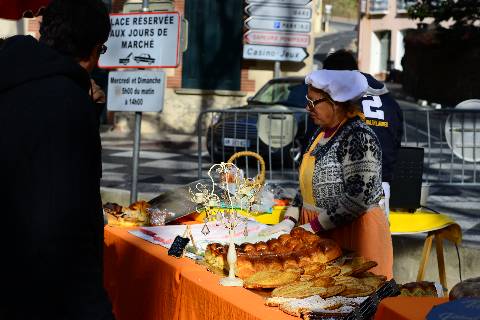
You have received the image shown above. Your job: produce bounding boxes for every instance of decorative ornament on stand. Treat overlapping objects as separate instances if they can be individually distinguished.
[189,151,266,287]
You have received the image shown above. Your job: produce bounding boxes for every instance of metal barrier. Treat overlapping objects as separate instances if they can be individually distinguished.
[402,108,480,186]
[197,108,480,186]
[197,108,310,184]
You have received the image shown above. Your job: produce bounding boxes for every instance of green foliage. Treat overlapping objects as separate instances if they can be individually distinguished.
[324,0,358,19]
[408,0,480,28]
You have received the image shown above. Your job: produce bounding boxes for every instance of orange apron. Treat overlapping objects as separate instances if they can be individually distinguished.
[298,126,393,279]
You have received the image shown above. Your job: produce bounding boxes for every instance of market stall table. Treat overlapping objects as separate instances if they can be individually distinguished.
[374,296,449,320]
[103,226,296,320]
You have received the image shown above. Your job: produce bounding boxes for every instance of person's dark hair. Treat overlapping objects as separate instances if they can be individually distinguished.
[39,0,110,60]
[322,49,358,71]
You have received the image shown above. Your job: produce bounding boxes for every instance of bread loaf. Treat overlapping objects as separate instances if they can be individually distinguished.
[205,227,342,279]
[399,281,438,297]
[103,201,150,226]
[449,277,480,300]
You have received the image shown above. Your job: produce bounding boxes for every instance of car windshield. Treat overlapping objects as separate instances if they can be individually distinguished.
[251,80,307,108]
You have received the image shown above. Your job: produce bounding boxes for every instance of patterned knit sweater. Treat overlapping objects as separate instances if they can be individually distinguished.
[307,117,383,230]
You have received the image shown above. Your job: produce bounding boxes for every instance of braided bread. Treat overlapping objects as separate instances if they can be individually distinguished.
[205,227,342,279]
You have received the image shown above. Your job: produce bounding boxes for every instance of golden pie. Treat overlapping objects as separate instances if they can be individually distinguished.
[340,284,376,297]
[322,285,347,298]
[317,266,342,278]
[312,276,336,288]
[303,263,327,276]
[244,270,300,289]
[351,261,378,276]
[359,275,386,289]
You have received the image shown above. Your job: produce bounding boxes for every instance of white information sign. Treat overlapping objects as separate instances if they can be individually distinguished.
[243,44,308,62]
[245,4,312,20]
[107,70,165,112]
[99,12,180,69]
[244,30,310,47]
[244,17,311,33]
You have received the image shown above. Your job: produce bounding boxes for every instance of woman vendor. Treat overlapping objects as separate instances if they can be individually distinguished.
[261,69,393,279]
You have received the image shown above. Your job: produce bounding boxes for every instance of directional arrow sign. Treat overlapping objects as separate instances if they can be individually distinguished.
[244,17,311,33]
[243,44,308,62]
[245,4,312,20]
[246,0,312,5]
[244,30,310,47]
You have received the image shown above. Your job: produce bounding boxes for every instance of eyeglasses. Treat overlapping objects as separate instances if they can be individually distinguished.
[305,95,329,111]
[98,44,107,55]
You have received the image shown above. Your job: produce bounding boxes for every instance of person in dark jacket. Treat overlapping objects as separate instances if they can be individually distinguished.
[322,50,404,217]
[0,1,114,319]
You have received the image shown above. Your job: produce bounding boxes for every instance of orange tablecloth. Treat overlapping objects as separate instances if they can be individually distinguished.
[103,226,295,320]
[374,296,449,320]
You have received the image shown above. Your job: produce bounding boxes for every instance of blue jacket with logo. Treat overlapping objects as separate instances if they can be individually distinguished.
[361,73,403,183]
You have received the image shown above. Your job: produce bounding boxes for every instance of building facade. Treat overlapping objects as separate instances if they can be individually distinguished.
[0,0,322,136]
[357,0,418,79]
[110,0,321,135]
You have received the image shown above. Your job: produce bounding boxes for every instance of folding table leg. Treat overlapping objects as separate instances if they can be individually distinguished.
[435,234,448,293]
[417,233,434,281]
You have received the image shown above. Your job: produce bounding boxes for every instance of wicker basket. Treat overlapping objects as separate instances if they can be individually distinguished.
[192,151,286,224]
[226,151,266,185]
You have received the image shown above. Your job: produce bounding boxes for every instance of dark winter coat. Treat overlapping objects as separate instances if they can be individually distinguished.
[360,73,403,183]
[0,35,113,319]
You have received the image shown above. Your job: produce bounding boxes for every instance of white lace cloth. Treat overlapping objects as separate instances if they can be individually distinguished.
[129,219,284,258]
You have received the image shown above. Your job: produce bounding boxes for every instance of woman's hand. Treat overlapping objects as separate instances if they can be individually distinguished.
[90,79,106,103]
[259,207,299,236]
[259,219,294,236]
[299,222,314,233]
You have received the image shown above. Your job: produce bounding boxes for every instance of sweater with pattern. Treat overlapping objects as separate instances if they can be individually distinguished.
[307,117,383,229]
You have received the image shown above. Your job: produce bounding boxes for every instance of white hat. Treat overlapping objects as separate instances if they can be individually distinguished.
[305,70,368,102]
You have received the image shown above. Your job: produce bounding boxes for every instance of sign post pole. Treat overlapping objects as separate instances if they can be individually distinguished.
[107,70,166,204]
[274,61,281,79]
[101,1,181,203]
[131,111,142,203]
[130,0,149,203]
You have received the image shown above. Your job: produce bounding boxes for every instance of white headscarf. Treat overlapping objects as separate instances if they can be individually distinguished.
[305,70,368,102]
